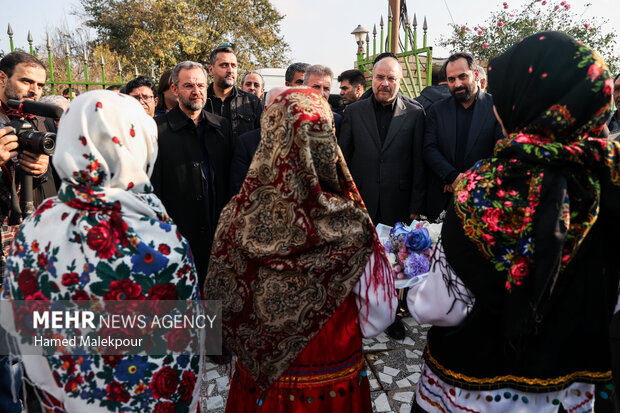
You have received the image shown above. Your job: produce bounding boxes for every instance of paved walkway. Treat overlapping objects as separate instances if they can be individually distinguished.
[201,317,430,412]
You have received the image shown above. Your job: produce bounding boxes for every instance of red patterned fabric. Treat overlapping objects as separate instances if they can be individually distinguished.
[225,295,372,413]
[204,88,393,390]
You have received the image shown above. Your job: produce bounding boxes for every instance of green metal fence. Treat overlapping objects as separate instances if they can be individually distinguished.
[4,24,158,98]
[355,4,433,98]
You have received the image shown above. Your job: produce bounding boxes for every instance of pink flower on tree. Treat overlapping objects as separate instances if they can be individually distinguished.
[483,43,488,49]
[541,1,547,4]
[497,20,504,27]
[503,2,508,8]
[565,4,570,9]
[584,23,590,29]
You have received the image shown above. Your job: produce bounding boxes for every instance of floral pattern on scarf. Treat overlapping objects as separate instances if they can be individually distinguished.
[205,89,393,390]
[450,32,620,338]
[2,91,201,412]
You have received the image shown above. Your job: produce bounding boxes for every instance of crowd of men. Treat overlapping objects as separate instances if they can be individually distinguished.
[0,45,619,347]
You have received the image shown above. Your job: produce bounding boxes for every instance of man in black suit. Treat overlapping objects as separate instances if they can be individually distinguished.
[423,52,503,220]
[339,56,426,226]
[339,55,426,340]
[152,61,233,287]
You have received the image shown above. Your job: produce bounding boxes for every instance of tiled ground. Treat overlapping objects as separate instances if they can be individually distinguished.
[201,317,430,412]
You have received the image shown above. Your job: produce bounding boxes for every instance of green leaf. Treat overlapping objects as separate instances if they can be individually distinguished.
[115,262,131,279]
[90,281,110,296]
[95,261,122,283]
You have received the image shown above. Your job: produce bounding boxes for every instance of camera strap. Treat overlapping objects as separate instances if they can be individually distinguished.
[0,102,36,120]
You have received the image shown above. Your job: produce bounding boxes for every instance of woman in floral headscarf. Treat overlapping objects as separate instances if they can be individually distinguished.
[407,32,620,412]
[205,88,397,412]
[2,90,201,412]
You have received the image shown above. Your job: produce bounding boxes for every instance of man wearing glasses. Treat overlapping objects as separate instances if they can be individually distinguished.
[125,76,157,117]
[151,61,233,287]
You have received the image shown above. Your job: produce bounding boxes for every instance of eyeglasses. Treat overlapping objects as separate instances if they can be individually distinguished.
[180,83,207,90]
[131,94,154,103]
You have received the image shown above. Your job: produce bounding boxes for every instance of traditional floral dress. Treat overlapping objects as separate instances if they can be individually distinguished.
[2,91,201,412]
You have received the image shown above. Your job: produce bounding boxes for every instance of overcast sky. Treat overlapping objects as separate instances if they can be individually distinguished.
[3,0,619,78]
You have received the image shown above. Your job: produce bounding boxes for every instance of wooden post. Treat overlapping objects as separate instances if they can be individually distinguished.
[389,0,400,55]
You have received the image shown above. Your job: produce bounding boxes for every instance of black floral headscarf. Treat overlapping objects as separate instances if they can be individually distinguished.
[451,31,620,338]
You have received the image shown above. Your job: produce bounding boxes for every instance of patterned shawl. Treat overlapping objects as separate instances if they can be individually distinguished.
[204,88,392,390]
[451,31,620,339]
[2,91,201,412]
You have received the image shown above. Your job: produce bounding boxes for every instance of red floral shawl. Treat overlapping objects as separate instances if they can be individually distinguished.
[204,88,392,390]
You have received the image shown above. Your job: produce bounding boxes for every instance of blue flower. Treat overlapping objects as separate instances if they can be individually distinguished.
[405,228,432,252]
[114,356,149,385]
[79,272,90,286]
[79,263,95,286]
[177,354,189,368]
[80,390,89,399]
[79,355,93,373]
[404,253,430,277]
[159,221,171,232]
[131,242,169,275]
[390,222,410,237]
[93,388,104,399]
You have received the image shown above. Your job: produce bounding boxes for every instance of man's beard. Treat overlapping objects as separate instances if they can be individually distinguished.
[5,81,35,101]
[217,77,236,89]
[179,95,204,111]
[451,85,474,102]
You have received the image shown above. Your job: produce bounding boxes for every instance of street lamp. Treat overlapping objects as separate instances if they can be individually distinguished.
[351,25,369,56]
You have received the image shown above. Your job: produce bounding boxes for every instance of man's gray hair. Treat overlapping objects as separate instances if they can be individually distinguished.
[171,61,208,85]
[39,95,69,108]
[303,65,334,84]
[241,71,264,88]
[477,64,487,80]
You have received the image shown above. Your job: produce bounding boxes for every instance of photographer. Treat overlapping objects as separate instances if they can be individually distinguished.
[0,51,56,413]
[0,52,56,250]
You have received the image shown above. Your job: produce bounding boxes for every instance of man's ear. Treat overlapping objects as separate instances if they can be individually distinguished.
[0,71,7,89]
[171,83,179,98]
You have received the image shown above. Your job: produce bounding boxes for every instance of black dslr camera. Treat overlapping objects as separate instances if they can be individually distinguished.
[0,99,64,156]
[0,119,56,156]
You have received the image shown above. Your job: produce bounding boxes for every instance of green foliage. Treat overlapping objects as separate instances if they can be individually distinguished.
[78,0,290,74]
[439,0,618,73]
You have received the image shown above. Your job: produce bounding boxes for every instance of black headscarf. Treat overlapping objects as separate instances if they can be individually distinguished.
[450,31,620,339]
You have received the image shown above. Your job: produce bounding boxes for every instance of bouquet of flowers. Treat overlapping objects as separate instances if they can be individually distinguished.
[380,219,442,289]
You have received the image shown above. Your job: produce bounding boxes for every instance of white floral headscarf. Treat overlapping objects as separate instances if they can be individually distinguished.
[2,91,201,413]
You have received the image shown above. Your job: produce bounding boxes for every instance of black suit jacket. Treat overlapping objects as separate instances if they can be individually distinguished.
[423,91,503,220]
[151,106,233,286]
[229,112,343,197]
[339,94,426,226]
